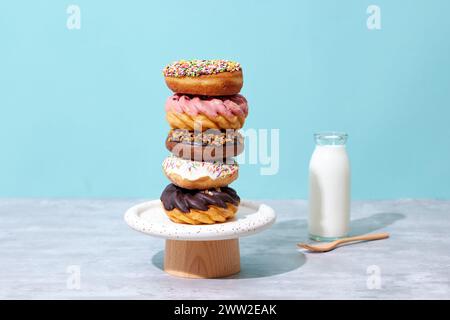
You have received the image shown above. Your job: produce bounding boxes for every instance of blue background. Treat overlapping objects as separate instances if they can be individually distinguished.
[1,0,449,199]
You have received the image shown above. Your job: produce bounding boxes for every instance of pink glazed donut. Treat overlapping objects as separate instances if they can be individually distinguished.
[165,94,249,130]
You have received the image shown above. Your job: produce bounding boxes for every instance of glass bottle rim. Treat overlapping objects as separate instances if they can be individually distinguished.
[314,132,348,146]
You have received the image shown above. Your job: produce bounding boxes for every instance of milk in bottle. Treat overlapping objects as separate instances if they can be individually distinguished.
[308,132,351,241]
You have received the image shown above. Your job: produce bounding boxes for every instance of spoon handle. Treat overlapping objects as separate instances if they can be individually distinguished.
[336,232,390,244]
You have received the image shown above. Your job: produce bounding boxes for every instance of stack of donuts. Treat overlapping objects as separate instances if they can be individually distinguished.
[160,59,248,225]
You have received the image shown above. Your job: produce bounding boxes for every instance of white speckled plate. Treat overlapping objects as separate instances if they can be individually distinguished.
[124,200,276,241]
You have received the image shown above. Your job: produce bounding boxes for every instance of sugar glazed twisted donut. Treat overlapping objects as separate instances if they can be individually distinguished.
[161,184,240,224]
[163,59,243,96]
[165,94,248,130]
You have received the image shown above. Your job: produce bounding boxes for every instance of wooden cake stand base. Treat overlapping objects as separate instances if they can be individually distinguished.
[164,239,240,278]
[124,200,275,279]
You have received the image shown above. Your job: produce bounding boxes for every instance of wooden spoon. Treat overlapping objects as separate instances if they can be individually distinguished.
[297,232,390,252]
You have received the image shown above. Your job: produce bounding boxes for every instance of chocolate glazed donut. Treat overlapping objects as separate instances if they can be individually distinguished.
[161,184,240,213]
[166,129,244,161]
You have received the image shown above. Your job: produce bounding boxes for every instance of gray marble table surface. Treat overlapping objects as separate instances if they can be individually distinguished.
[0,199,449,299]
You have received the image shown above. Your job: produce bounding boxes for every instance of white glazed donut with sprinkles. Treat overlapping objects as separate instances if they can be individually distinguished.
[162,155,239,190]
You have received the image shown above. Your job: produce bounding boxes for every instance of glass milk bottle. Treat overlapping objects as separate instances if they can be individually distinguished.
[308,132,351,241]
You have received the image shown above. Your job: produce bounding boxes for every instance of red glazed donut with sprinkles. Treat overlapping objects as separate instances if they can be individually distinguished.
[163,59,243,96]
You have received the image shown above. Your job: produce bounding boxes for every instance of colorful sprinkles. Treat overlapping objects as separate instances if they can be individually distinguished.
[168,129,244,147]
[163,155,238,179]
[163,59,241,78]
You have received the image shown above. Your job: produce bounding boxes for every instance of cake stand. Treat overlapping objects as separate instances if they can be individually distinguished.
[124,200,276,279]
